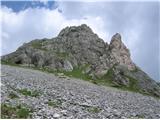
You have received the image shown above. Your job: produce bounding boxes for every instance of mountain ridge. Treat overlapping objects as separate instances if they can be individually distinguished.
[1,24,160,97]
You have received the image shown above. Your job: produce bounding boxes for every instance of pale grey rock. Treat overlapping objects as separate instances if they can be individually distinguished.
[109,33,136,71]
[95,69,108,78]
[63,60,73,71]
[53,113,61,118]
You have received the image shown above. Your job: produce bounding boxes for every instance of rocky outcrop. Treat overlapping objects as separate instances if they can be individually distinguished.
[109,33,136,70]
[1,24,160,97]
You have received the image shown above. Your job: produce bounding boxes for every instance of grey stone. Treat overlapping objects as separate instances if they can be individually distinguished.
[1,65,160,119]
[53,113,60,118]
[63,60,73,71]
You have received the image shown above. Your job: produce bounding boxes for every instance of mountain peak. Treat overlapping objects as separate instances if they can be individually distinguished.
[79,24,91,30]
[58,24,93,37]
[110,33,122,49]
[2,24,160,97]
[111,33,121,41]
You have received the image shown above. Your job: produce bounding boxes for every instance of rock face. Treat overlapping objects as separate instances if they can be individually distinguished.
[1,24,160,97]
[109,33,135,70]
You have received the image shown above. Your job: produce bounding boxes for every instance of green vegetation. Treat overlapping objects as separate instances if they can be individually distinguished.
[1,60,138,92]
[16,107,31,118]
[47,99,62,107]
[1,59,16,66]
[1,104,31,119]
[8,92,19,99]
[130,67,139,72]
[55,52,69,59]
[93,67,145,96]
[99,68,115,86]
[18,89,40,97]
[31,41,47,51]
[1,60,158,98]
[137,114,145,119]
[103,69,140,93]
[63,66,92,81]
[89,79,99,85]
[125,75,139,92]
[103,68,114,80]
[87,106,102,113]
[31,41,42,49]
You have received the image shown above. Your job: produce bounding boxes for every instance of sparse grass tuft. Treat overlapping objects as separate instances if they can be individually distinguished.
[18,89,40,97]
[8,92,19,99]
[31,41,47,51]
[90,80,99,85]
[130,67,139,72]
[92,67,117,87]
[47,99,62,107]
[87,106,102,113]
[1,59,17,66]
[55,52,69,59]
[16,107,30,118]
[1,104,31,119]
[137,114,145,118]
[125,75,139,92]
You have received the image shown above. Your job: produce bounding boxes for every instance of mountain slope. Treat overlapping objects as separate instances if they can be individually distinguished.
[1,24,160,97]
[1,65,160,118]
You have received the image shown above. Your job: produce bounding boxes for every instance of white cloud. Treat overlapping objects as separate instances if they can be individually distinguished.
[1,6,107,55]
[39,0,48,5]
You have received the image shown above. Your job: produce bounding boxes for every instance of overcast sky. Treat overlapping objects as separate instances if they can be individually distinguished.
[0,0,159,81]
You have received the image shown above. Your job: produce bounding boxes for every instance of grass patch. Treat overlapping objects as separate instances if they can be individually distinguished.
[2,61,159,98]
[90,79,99,85]
[104,68,114,80]
[136,114,145,119]
[99,68,115,86]
[130,66,139,72]
[16,107,30,118]
[31,41,47,51]
[55,52,69,59]
[18,89,40,97]
[90,67,118,87]
[47,99,62,107]
[125,75,139,92]
[63,66,92,81]
[87,106,102,113]
[112,74,140,93]
[1,59,17,66]
[1,59,91,81]
[8,92,19,99]
[97,66,140,93]
[1,104,31,119]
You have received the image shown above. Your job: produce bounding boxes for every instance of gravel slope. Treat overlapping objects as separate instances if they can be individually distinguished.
[1,65,160,119]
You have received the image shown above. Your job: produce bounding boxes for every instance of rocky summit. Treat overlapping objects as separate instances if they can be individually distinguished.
[1,24,160,98]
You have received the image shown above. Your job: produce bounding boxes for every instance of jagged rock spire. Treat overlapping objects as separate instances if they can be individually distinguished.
[109,33,136,70]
